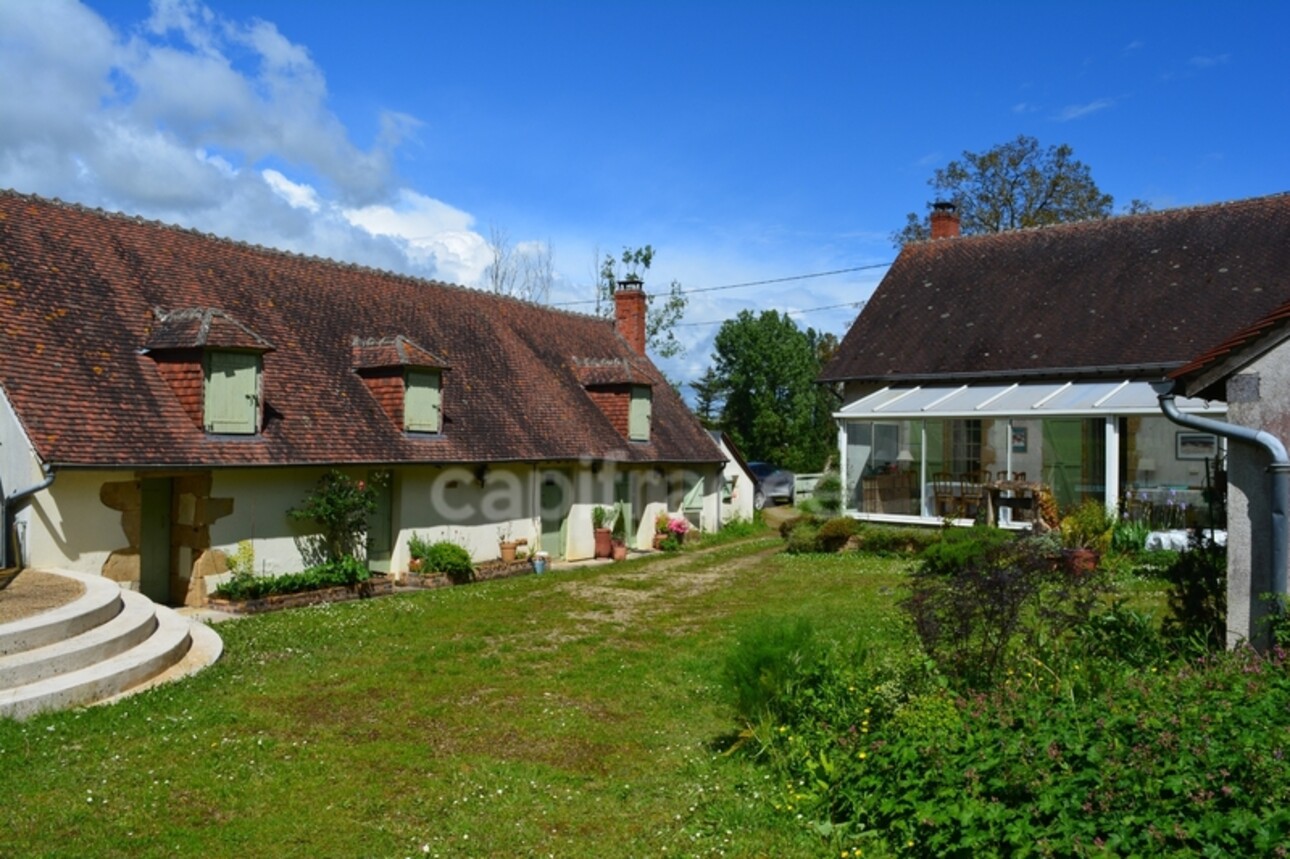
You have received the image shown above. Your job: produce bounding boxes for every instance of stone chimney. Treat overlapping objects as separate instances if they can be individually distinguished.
[613,275,647,355]
[930,200,961,239]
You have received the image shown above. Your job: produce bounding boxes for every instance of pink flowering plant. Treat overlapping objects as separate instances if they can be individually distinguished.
[667,516,690,537]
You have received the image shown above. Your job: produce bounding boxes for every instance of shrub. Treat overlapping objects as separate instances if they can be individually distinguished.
[289,470,382,564]
[816,516,858,552]
[905,530,1106,690]
[916,524,1018,577]
[212,556,370,600]
[1162,530,1226,651]
[1059,499,1114,552]
[407,531,432,562]
[784,520,822,554]
[852,524,941,556]
[420,540,474,583]
[812,471,843,516]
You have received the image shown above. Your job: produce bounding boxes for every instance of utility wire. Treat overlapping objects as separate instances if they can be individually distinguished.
[673,301,866,328]
[551,262,891,307]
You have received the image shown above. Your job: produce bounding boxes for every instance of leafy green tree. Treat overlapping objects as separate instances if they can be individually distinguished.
[689,365,725,428]
[596,245,688,359]
[893,135,1114,246]
[710,310,837,472]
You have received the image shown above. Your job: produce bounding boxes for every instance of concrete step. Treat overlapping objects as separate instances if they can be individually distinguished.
[0,571,123,655]
[0,589,158,688]
[0,570,225,721]
[0,602,194,721]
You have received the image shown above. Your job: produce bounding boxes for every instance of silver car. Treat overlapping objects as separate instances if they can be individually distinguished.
[748,461,795,509]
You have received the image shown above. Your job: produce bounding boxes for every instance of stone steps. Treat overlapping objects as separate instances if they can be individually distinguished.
[0,570,222,721]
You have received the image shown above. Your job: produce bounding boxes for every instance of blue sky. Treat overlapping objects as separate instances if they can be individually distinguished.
[2,0,1287,390]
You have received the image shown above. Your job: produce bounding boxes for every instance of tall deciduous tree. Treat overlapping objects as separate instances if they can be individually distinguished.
[893,135,1114,247]
[710,310,837,473]
[484,224,554,303]
[596,245,688,359]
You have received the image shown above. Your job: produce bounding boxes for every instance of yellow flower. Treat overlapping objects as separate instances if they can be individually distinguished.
[857,751,867,760]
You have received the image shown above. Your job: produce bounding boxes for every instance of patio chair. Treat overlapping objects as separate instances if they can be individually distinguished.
[931,471,958,517]
[959,471,988,520]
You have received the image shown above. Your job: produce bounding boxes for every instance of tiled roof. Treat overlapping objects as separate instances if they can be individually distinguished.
[571,357,655,386]
[1170,297,1290,400]
[820,193,1290,384]
[350,335,448,371]
[144,307,274,352]
[0,191,722,468]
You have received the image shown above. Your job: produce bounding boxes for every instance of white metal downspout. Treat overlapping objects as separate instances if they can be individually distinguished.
[1153,381,1289,612]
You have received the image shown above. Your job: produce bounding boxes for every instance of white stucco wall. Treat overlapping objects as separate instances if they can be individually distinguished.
[23,470,127,574]
[1223,340,1290,648]
[0,385,44,501]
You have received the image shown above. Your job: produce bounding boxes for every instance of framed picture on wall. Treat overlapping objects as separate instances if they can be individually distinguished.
[1011,427,1028,454]
[1176,431,1218,460]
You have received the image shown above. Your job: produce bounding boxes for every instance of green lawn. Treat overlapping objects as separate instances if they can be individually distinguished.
[0,539,916,858]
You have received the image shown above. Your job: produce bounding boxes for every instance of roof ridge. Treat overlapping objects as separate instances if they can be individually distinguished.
[0,187,611,325]
[905,190,1290,247]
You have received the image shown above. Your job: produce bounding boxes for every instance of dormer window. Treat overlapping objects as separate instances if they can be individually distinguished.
[572,357,656,443]
[204,350,261,434]
[404,368,442,434]
[629,385,652,441]
[352,335,450,435]
[144,308,274,436]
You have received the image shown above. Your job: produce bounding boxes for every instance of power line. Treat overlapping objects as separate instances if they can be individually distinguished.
[674,301,866,328]
[551,262,892,307]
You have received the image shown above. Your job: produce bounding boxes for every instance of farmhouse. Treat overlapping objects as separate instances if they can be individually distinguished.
[0,190,723,607]
[821,193,1290,643]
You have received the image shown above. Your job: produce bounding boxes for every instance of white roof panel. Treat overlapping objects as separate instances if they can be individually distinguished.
[836,380,1222,419]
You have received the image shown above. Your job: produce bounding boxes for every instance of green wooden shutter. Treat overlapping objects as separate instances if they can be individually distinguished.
[682,478,704,512]
[629,386,652,441]
[204,351,259,434]
[404,369,442,433]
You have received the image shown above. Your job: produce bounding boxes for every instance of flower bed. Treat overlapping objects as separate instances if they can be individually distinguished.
[402,559,534,589]
[207,574,393,615]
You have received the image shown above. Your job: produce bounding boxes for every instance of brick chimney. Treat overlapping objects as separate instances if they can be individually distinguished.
[613,275,647,355]
[930,200,961,239]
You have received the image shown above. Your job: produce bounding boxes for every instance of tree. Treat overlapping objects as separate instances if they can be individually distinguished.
[709,310,837,473]
[892,135,1114,247]
[596,245,688,359]
[484,224,554,303]
[689,365,725,428]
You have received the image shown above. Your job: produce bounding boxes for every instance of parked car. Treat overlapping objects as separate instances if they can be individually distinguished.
[748,461,796,509]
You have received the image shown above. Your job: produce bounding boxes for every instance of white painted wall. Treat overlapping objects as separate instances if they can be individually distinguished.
[0,385,44,500]
[23,470,125,574]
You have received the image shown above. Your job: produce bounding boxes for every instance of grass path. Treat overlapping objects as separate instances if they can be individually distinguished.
[0,539,911,858]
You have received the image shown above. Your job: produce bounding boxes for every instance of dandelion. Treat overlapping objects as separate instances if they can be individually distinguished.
[857,751,867,760]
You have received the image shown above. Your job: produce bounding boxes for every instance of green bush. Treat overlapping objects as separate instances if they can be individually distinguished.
[852,524,941,557]
[212,556,370,600]
[916,524,1018,577]
[289,470,383,564]
[1111,516,1151,553]
[1162,530,1226,652]
[816,516,859,552]
[420,540,474,583]
[813,471,843,516]
[731,627,1290,857]
[906,529,1105,690]
[784,521,822,554]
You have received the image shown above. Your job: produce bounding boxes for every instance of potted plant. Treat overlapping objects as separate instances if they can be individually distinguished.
[610,502,629,561]
[592,505,613,559]
[653,511,670,550]
[1059,500,1113,575]
[498,526,528,563]
[407,531,431,573]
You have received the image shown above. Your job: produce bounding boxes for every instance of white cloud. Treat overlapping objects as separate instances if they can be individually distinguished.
[1053,98,1114,122]
[0,0,493,287]
[262,169,320,212]
[344,190,492,286]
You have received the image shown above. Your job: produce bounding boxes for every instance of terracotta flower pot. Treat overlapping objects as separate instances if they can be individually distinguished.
[611,541,628,561]
[500,541,517,563]
[593,528,613,559]
[1062,548,1100,576]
